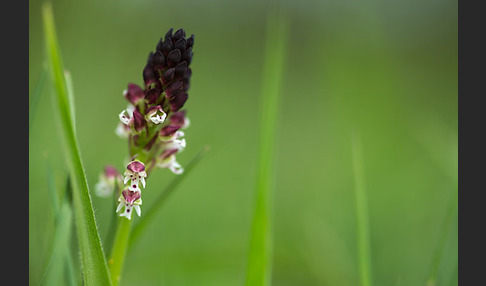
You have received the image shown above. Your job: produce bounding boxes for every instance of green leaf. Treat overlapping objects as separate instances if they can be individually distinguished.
[42,3,112,285]
[245,7,288,286]
[129,146,209,249]
[351,134,373,286]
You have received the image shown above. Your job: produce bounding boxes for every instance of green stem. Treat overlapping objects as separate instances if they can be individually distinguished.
[108,218,132,286]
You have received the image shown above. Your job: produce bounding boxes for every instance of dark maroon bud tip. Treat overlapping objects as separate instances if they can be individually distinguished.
[181,47,193,65]
[162,68,175,84]
[143,65,157,86]
[174,38,186,51]
[174,62,187,79]
[161,38,174,55]
[186,35,194,48]
[165,81,183,98]
[152,51,166,69]
[170,92,188,112]
[170,110,187,126]
[160,124,181,137]
[146,52,154,65]
[167,49,182,67]
[156,38,164,51]
[125,83,145,105]
[173,29,185,41]
[165,28,174,40]
[145,88,161,105]
[132,109,146,132]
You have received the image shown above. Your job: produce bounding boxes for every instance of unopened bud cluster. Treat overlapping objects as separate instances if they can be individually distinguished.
[97,28,194,220]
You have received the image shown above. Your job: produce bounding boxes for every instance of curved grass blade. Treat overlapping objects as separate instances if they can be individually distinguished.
[128,146,209,250]
[351,134,373,286]
[42,3,112,285]
[29,64,47,134]
[245,7,288,286]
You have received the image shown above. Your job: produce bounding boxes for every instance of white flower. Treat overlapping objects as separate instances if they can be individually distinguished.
[119,105,135,125]
[95,166,122,198]
[115,123,131,138]
[146,105,167,125]
[157,149,184,175]
[123,160,147,189]
[116,189,142,220]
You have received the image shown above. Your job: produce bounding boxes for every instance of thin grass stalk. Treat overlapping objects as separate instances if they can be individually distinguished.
[29,64,47,134]
[245,7,288,286]
[351,134,373,286]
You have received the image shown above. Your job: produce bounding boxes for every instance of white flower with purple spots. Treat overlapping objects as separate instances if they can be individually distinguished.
[119,105,135,125]
[123,160,147,191]
[146,105,167,125]
[156,148,184,174]
[116,189,142,220]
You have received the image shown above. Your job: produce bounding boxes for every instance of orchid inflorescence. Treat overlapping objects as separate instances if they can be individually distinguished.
[95,28,194,220]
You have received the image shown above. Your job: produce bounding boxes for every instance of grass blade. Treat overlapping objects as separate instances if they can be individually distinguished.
[425,195,458,286]
[44,198,73,286]
[29,64,47,134]
[351,134,373,286]
[42,3,112,285]
[245,7,288,286]
[128,146,209,249]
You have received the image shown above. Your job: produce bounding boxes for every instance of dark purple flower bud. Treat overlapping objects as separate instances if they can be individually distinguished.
[132,109,145,133]
[181,47,193,65]
[160,38,174,55]
[173,28,185,41]
[167,49,181,67]
[162,68,175,84]
[124,83,145,105]
[170,92,188,112]
[170,110,189,128]
[160,124,181,137]
[165,81,183,99]
[152,51,166,70]
[186,35,194,48]
[145,88,161,105]
[143,65,157,87]
[164,28,174,40]
[174,62,187,79]
[174,38,186,51]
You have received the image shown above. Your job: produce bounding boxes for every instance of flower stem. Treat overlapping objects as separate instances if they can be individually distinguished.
[108,218,132,286]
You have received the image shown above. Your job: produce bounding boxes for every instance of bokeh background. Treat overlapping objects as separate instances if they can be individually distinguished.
[29,0,458,285]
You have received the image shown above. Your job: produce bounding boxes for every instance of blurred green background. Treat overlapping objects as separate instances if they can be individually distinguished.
[29,0,457,285]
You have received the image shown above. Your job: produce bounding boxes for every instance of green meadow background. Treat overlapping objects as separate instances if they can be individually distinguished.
[29,0,458,285]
